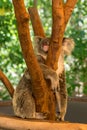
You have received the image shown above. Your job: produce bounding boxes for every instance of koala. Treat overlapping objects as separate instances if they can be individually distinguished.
[12,37,58,119]
[13,36,74,120]
[34,37,50,63]
[34,36,75,121]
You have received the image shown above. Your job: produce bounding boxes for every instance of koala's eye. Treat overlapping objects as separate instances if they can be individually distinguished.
[44,42,47,45]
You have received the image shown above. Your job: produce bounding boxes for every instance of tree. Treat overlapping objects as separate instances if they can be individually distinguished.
[10,0,77,120]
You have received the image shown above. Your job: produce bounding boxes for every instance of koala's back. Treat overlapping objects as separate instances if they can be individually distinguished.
[13,73,36,119]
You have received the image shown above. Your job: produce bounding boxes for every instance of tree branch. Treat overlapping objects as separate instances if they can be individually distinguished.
[64,0,78,25]
[46,0,65,70]
[28,7,45,37]
[0,70,14,98]
[46,0,77,70]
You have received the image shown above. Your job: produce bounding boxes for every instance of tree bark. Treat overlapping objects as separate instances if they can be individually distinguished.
[12,0,55,120]
[0,70,14,98]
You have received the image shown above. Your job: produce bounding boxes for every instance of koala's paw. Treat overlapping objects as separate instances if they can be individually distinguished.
[56,112,64,121]
[46,75,59,91]
[52,81,60,92]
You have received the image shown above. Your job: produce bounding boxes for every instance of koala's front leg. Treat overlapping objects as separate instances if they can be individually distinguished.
[40,63,59,91]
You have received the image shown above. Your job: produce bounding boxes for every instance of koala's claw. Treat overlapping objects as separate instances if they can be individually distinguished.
[56,112,64,121]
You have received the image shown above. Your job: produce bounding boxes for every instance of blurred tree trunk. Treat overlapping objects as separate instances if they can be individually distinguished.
[12,0,77,120]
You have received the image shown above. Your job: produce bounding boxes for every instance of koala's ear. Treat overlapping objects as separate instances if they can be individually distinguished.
[34,36,43,44]
[62,37,75,55]
[62,37,68,45]
[62,37,75,47]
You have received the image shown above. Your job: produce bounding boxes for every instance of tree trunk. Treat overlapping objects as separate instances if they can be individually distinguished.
[46,0,78,70]
[28,6,56,120]
[12,0,55,120]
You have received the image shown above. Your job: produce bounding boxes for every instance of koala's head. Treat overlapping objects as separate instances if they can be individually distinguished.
[62,38,75,55]
[34,36,50,55]
[34,36,75,57]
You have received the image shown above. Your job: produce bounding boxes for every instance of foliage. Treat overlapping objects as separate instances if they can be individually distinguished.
[0,0,87,100]
[65,0,87,96]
